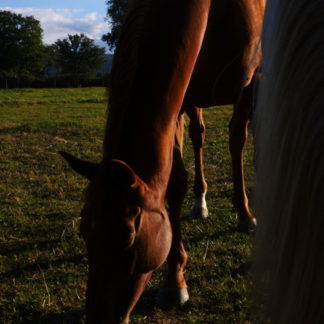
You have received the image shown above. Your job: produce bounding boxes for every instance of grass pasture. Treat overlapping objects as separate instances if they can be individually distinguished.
[0,87,254,323]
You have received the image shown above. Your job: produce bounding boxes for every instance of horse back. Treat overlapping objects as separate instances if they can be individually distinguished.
[184,0,265,107]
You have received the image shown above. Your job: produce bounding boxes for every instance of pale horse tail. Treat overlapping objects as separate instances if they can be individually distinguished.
[253,0,324,323]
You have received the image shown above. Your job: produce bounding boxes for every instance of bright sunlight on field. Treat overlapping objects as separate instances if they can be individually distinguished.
[0,87,254,323]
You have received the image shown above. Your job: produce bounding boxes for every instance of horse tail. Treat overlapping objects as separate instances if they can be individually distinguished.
[253,0,324,323]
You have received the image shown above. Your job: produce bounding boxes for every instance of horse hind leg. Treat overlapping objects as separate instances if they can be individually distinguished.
[186,106,208,219]
[157,114,189,308]
[229,83,256,232]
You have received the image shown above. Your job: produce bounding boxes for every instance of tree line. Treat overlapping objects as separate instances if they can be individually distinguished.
[0,10,107,88]
[0,1,129,89]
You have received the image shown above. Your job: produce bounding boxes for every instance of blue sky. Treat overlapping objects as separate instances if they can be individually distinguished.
[0,0,110,51]
[0,0,106,14]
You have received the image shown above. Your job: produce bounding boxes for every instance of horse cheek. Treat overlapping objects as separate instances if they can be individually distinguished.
[135,212,172,272]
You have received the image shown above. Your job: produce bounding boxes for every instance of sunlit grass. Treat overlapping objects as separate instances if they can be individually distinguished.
[0,87,254,323]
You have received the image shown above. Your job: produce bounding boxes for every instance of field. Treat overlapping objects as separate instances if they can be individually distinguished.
[0,88,254,323]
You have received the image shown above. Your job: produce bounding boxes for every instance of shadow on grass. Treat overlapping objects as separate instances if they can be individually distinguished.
[77,99,106,104]
[0,254,85,280]
[208,228,239,241]
[0,124,32,135]
[23,308,84,324]
[0,122,84,136]
[11,287,174,323]
[133,286,158,317]
[185,228,237,249]
[231,261,251,278]
[2,238,62,256]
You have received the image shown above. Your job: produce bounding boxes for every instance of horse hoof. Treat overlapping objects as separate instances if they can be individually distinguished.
[156,287,189,309]
[120,318,129,324]
[189,206,208,219]
[237,217,257,233]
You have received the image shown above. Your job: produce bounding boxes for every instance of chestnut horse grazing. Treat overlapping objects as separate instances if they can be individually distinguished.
[61,1,264,322]
[253,0,324,323]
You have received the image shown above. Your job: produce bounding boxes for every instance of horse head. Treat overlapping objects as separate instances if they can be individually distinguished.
[60,152,172,323]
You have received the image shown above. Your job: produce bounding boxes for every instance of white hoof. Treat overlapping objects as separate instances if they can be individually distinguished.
[156,287,189,308]
[190,194,208,219]
[190,205,208,219]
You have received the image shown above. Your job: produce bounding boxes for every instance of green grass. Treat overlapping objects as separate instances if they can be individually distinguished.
[0,87,254,323]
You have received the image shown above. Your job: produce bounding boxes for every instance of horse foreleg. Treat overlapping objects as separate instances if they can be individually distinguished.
[186,106,208,219]
[157,114,189,308]
[229,84,256,232]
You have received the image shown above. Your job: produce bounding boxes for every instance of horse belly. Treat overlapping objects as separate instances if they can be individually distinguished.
[183,0,263,108]
[184,58,246,107]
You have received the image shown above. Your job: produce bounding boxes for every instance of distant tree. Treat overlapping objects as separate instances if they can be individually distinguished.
[0,10,45,88]
[101,0,128,51]
[41,44,60,87]
[43,44,59,70]
[54,34,105,87]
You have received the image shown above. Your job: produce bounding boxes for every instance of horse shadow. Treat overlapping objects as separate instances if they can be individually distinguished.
[0,124,33,135]
[21,309,84,324]
[0,253,85,281]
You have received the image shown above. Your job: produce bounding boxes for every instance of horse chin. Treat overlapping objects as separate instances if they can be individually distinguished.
[84,215,171,323]
[85,269,152,324]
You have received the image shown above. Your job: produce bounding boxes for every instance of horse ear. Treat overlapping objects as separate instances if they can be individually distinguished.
[59,151,98,180]
[110,159,138,187]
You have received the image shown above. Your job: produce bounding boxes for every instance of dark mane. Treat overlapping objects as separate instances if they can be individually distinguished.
[104,0,153,160]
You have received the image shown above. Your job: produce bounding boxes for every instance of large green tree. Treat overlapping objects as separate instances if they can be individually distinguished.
[0,10,45,88]
[54,34,105,87]
[101,0,128,51]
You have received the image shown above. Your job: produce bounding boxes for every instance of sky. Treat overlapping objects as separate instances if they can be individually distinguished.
[0,0,110,51]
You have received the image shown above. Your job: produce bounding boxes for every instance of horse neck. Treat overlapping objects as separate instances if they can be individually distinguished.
[104,97,179,190]
[102,0,211,194]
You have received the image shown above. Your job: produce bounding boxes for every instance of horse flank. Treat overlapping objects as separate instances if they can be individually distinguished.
[253,1,324,322]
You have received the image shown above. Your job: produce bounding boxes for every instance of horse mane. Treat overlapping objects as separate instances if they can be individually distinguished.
[253,0,324,322]
[103,0,154,160]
